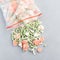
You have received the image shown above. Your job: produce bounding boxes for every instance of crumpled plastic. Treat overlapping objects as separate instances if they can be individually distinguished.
[0,0,46,55]
[0,0,42,29]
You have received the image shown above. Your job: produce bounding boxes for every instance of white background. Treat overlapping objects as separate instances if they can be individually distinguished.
[0,0,60,60]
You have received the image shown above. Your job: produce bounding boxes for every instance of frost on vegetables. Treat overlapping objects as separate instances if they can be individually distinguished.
[11,20,45,55]
[0,0,46,55]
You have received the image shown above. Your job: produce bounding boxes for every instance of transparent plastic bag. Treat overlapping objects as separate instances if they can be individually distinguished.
[0,0,42,29]
[0,0,45,55]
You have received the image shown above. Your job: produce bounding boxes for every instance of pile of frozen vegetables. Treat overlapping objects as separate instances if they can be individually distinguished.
[11,20,46,55]
[0,0,46,55]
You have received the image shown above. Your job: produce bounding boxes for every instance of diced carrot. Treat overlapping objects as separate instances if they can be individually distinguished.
[37,48,42,53]
[13,40,18,46]
[22,44,29,51]
[11,0,18,13]
[33,40,40,46]
[22,40,28,44]
[22,40,29,51]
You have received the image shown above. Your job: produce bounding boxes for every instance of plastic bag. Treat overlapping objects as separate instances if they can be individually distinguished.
[0,0,42,29]
[0,0,45,55]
